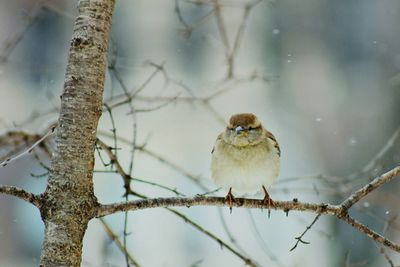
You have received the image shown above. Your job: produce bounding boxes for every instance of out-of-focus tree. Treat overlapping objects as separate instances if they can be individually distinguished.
[0,0,400,266]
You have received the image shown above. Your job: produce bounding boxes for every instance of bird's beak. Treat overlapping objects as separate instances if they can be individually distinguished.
[235,126,244,135]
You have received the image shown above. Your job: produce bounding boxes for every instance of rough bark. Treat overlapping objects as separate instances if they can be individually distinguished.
[39,0,115,266]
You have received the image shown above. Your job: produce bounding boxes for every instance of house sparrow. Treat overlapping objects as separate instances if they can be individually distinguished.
[211,113,280,207]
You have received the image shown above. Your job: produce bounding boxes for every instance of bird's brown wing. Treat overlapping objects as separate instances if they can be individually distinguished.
[265,130,280,156]
[211,133,223,154]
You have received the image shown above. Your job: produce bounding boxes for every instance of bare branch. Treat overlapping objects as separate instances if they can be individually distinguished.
[380,247,395,267]
[341,166,400,211]
[217,208,248,255]
[347,125,400,181]
[290,214,321,251]
[379,215,399,267]
[210,0,261,78]
[0,185,41,207]
[99,218,141,267]
[96,138,131,192]
[247,210,286,267]
[227,1,261,78]
[106,62,166,109]
[212,0,230,52]
[132,177,186,196]
[0,0,46,62]
[175,0,215,39]
[339,213,400,253]
[97,166,400,253]
[175,0,192,37]
[97,196,338,218]
[166,207,258,267]
[0,125,56,167]
[99,129,210,190]
[103,104,119,163]
[133,95,179,113]
[97,196,400,252]
[230,4,251,59]
[136,145,208,190]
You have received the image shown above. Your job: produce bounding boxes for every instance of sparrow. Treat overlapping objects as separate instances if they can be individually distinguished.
[211,113,280,208]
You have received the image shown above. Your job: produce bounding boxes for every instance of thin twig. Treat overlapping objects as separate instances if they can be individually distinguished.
[347,125,400,181]
[379,215,398,267]
[103,104,119,165]
[175,0,192,35]
[341,166,400,211]
[217,208,249,255]
[136,146,208,190]
[230,3,253,59]
[97,134,132,267]
[212,0,230,52]
[175,0,216,39]
[0,0,47,62]
[0,125,56,167]
[289,214,321,251]
[167,207,257,267]
[339,213,400,253]
[96,138,130,190]
[98,131,209,191]
[247,210,286,267]
[107,63,165,109]
[133,95,179,113]
[99,218,141,267]
[380,247,395,267]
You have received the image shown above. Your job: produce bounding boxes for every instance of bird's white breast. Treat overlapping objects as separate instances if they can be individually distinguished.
[211,139,280,195]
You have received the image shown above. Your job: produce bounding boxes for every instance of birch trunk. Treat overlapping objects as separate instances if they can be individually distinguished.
[39,0,115,266]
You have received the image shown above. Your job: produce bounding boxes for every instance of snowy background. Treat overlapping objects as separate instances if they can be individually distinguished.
[0,0,400,266]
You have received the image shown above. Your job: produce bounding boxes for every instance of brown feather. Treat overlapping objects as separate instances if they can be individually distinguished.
[265,129,280,156]
[229,113,257,128]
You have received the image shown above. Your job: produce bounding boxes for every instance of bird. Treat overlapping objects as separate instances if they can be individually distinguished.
[210,113,280,208]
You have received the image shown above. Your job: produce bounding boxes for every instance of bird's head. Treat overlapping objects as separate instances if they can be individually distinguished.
[223,113,264,147]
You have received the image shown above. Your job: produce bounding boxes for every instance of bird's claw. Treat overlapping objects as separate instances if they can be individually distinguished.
[262,185,275,208]
[225,188,236,213]
[262,196,275,207]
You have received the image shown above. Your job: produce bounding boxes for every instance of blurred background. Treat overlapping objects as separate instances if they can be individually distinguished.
[0,0,400,266]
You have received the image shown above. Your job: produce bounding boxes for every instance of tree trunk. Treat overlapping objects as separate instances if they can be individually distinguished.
[39,0,115,266]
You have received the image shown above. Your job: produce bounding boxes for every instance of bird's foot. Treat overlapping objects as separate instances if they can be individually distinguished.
[262,186,275,207]
[262,186,275,218]
[225,188,236,213]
